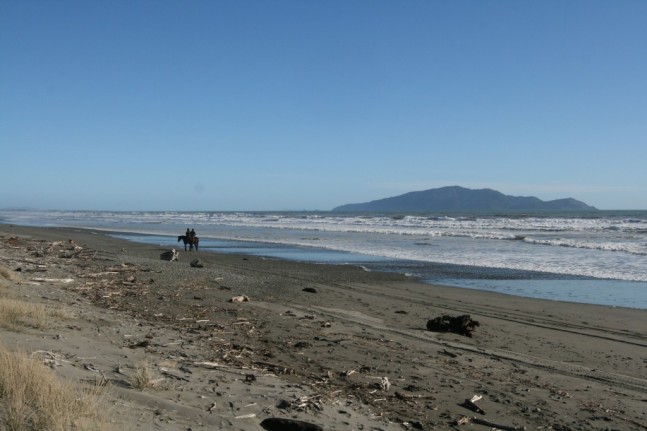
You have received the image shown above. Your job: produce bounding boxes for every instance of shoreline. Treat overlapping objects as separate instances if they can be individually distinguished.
[2,209,646,309]
[105,228,647,310]
[1,224,646,430]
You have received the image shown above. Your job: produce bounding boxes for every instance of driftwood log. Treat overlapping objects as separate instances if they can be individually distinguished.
[460,394,485,414]
[260,418,323,431]
[160,249,179,262]
[229,295,250,303]
[426,314,480,337]
[472,417,526,431]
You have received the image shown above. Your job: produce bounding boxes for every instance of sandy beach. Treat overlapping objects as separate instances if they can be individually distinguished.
[1,223,646,431]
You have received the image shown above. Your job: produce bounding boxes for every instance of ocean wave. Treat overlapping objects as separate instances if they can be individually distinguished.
[523,238,647,256]
[35,210,647,236]
[3,210,646,282]
[207,234,647,283]
[198,212,647,235]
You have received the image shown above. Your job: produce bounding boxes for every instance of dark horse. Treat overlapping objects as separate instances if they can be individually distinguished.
[177,235,199,251]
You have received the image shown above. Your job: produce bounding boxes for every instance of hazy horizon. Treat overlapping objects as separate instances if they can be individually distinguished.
[0,185,645,213]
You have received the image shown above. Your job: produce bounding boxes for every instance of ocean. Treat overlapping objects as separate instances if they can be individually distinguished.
[2,209,646,309]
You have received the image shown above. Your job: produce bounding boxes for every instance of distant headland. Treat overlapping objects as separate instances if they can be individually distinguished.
[333,186,598,212]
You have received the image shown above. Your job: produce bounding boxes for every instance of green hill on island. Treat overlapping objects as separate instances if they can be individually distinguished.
[333,186,597,212]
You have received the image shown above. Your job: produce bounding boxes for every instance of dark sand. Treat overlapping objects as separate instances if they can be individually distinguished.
[1,224,646,430]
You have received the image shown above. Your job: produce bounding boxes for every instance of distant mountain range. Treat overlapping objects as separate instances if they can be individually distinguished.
[333,186,597,212]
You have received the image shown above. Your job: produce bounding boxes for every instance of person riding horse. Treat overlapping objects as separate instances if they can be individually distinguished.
[178,228,199,251]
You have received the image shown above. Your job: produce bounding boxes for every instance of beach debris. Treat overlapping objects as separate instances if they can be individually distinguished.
[229,295,250,303]
[105,263,142,273]
[208,401,217,413]
[343,369,356,378]
[369,376,391,391]
[471,417,525,431]
[30,277,74,283]
[460,394,485,414]
[549,387,571,400]
[455,416,470,426]
[159,367,190,382]
[114,362,127,375]
[293,341,312,349]
[409,421,424,429]
[454,414,525,430]
[380,376,391,391]
[440,348,459,358]
[4,236,21,247]
[193,361,227,369]
[263,418,322,431]
[276,399,291,409]
[253,360,295,375]
[31,350,61,368]
[394,391,436,401]
[160,249,179,261]
[302,287,317,293]
[273,395,324,413]
[426,314,480,337]
[190,258,204,268]
[245,373,256,382]
[178,363,192,374]
[83,363,101,373]
[128,339,150,349]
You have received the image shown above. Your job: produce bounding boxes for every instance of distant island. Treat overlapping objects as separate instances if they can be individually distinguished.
[333,186,598,212]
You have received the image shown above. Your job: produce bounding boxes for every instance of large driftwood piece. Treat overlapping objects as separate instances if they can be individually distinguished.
[160,249,179,261]
[427,314,480,337]
[460,394,485,414]
[260,418,323,431]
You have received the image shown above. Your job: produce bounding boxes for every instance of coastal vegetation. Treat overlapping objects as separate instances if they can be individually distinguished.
[0,344,112,431]
[0,298,74,331]
[129,361,159,390]
[0,265,111,430]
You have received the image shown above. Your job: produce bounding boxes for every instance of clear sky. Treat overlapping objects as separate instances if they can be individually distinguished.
[2,1,646,211]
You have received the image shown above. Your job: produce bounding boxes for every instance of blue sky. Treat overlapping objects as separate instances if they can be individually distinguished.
[2,1,646,211]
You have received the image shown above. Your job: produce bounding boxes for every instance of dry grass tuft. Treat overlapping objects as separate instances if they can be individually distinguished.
[0,298,75,331]
[129,361,160,390]
[0,344,114,431]
[0,265,15,292]
[0,264,19,285]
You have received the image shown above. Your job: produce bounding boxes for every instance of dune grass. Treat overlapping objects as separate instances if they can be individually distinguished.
[0,298,75,331]
[0,264,108,429]
[129,361,158,390]
[0,344,114,431]
[0,270,12,285]
[0,262,74,330]
[0,264,16,282]
[0,265,14,292]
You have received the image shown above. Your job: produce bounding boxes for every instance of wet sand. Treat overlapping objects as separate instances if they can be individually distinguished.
[1,223,646,430]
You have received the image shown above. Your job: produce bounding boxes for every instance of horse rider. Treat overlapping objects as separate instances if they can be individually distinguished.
[190,229,196,239]
[185,228,191,238]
